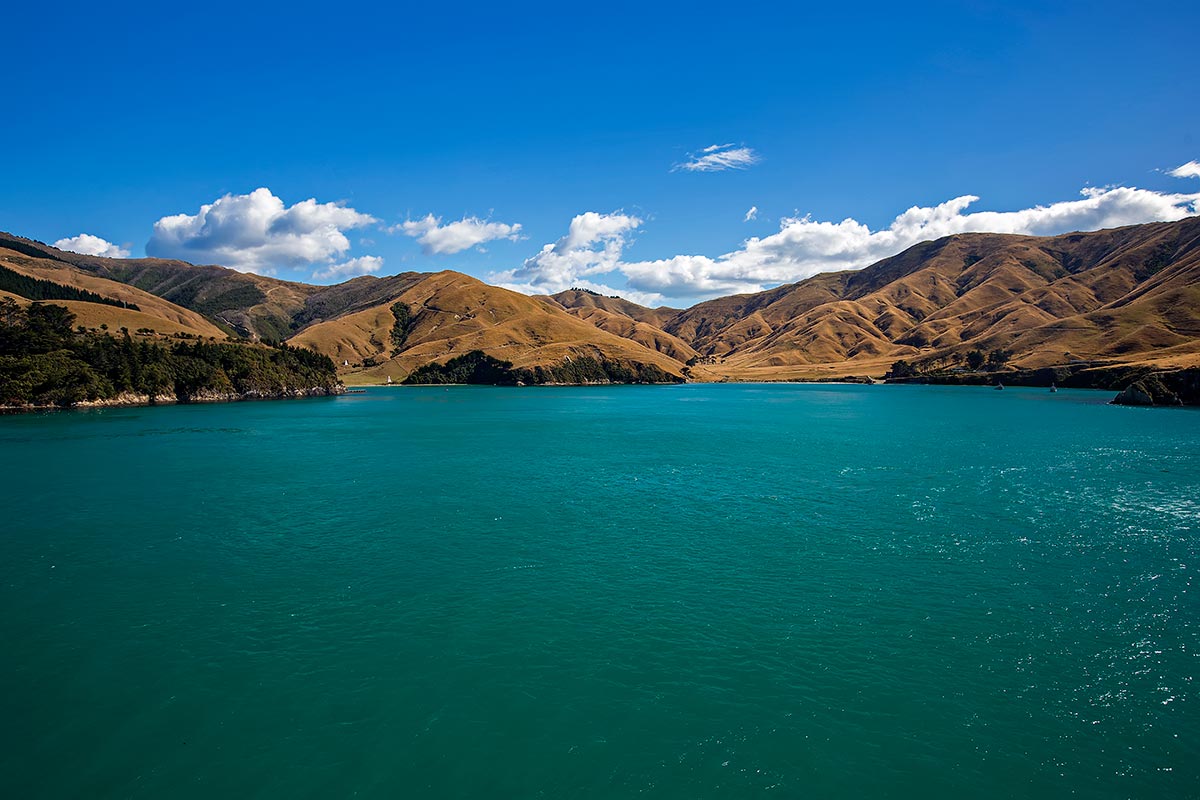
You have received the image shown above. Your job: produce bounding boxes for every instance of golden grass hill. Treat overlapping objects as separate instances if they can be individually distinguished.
[2,216,1198,405]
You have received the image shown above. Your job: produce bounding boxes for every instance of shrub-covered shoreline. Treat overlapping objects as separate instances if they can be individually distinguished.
[403,350,683,386]
[0,299,343,409]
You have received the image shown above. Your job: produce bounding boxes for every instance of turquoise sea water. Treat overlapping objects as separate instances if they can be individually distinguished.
[1,384,1198,798]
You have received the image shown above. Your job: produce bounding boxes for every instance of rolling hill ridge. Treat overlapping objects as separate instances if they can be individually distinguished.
[3,217,1199,390]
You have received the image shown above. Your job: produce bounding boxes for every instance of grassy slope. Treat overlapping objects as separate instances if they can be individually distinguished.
[0,248,226,338]
[290,271,687,383]
[0,233,315,340]
[552,306,699,363]
[660,218,1200,380]
[5,218,1200,384]
[546,289,681,328]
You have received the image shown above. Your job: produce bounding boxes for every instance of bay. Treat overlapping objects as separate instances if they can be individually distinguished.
[1,384,1197,798]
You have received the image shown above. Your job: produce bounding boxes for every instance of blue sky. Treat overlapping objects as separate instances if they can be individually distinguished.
[3,0,1198,306]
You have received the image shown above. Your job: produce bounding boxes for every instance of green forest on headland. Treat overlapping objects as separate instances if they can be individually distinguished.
[0,299,340,407]
[404,349,683,385]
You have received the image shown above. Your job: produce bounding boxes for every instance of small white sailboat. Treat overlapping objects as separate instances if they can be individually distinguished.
[1050,383,1058,393]
[995,381,1004,390]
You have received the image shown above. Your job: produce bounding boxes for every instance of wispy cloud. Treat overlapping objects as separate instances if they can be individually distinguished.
[53,233,130,258]
[744,206,759,222]
[146,187,376,274]
[391,214,522,255]
[1168,160,1200,179]
[674,143,760,173]
[311,255,384,281]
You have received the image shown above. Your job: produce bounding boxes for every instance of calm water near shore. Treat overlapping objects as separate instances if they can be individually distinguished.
[2,384,1197,798]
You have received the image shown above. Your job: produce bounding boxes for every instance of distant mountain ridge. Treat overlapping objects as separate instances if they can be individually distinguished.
[3,216,1199,386]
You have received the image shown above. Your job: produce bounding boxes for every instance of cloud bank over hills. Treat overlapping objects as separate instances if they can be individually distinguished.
[50,179,1200,306]
[491,186,1200,303]
[393,214,523,255]
[53,233,130,258]
[311,255,386,281]
[144,188,379,275]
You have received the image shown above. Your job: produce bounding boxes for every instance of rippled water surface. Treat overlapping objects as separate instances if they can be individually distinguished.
[2,384,1198,798]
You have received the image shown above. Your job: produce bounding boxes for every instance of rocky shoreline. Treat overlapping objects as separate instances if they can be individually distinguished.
[7,368,1200,412]
[886,365,1200,406]
[2,385,345,413]
[1109,369,1200,407]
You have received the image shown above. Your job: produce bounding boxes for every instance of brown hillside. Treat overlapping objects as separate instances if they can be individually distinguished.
[290,271,687,384]
[0,246,226,338]
[549,305,699,363]
[548,289,681,327]
[659,218,1200,379]
[0,232,316,341]
[6,217,1199,384]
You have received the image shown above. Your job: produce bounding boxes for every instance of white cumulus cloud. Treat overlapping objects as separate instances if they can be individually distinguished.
[53,233,129,258]
[1168,160,1200,179]
[393,214,522,255]
[675,144,760,173]
[489,211,645,297]
[311,255,385,282]
[744,206,758,222]
[145,187,377,274]
[618,186,1200,298]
